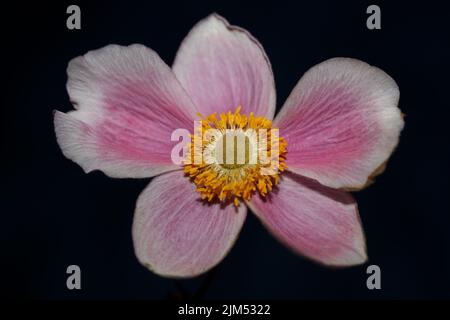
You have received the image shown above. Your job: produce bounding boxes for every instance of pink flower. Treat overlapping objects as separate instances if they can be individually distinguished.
[54,14,404,278]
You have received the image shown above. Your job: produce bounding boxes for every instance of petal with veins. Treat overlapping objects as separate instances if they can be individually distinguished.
[173,14,276,119]
[275,58,404,190]
[132,171,247,278]
[248,172,367,267]
[54,44,197,178]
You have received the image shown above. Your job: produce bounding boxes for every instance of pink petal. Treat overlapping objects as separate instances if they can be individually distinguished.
[132,171,247,277]
[54,44,197,178]
[172,14,276,119]
[248,173,367,266]
[275,58,404,189]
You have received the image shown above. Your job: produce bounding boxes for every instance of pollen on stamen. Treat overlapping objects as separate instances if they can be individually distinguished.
[183,107,288,207]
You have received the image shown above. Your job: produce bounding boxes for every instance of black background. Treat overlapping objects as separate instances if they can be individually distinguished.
[1,0,450,299]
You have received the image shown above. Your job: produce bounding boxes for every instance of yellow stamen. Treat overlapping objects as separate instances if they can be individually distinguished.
[184,107,288,207]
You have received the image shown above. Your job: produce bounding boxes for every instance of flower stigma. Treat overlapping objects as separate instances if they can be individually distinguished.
[184,107,288,206]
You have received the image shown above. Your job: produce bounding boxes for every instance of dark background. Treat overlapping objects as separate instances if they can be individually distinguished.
[1,0,449,299]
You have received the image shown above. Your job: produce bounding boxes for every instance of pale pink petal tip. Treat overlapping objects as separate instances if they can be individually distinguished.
[132,171,247,278]
[275,58,404,190]
[173,13,276,119]
[249,173,367,267]
[55,44,197,178]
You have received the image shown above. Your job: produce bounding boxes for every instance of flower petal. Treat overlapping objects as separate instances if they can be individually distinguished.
[275,58,404,189]
[248,173,367,266]
[54,44,197,178]
[132,171,247,277]
[173,14,276,119]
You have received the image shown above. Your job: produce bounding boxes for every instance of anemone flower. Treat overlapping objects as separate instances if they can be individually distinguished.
[54,14,404,278]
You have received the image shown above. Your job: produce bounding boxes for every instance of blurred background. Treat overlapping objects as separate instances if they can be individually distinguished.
[1,0,449,299]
